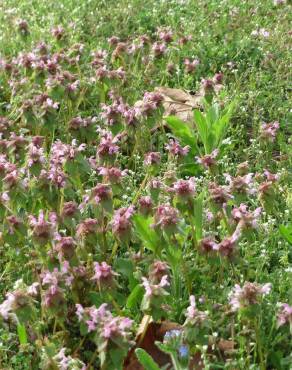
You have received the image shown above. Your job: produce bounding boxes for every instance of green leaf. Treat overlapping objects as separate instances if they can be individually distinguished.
[213,100,235,148]
[126,284,144,308]
[135,348,161,370]
[194,109,208,152]
[165,116,199,154]
[279,225,292,245]
[133,215,160,253]
[193,192,204,240]
[17,323,28,345]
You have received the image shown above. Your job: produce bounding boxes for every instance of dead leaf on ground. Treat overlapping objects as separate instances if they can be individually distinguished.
[124,316,205,370]
[155,86,203,123]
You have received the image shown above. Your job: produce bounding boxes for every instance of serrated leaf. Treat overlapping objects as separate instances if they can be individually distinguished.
[135,348,161,370]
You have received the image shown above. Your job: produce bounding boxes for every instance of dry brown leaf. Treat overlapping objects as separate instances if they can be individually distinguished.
[124,318,180,370]
[155,86,203,123]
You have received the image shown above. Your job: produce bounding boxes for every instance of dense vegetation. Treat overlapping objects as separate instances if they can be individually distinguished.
[0,0,291,369]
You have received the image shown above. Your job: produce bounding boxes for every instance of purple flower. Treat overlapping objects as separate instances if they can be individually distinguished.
[209,182,233,206]
[172,178,196,199]
[51,25,65,40]
[55,236,76,260]
[91,262,118,288]
[196,149,218,169]
[260,121,279,142]
[149,260,169,283]
[216,228,241,258]
[158,28,173,43]
[229,282,272,311]
[97,131,120,160]
[152,42,167,57]
[184,58,200,73]
[142,275,169,298]
[231,204,262,230]
[144,152,161,166]
[91,183,112,205]
[153,204,180,233]
[76,218,99,238]
[225,173,255,195]
[138,195,153,215]
[277,303,292,329]
[112,206,134,241]
[184,295,208,326]
[199,237,218,254]
[98,166,127,184]
[28,210,56,244]
[61,201,78,219]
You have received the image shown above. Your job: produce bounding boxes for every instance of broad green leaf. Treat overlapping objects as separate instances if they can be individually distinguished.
[213,101,235,147]
[279,225,292,245]
[17,323,28,345]
[133,215,160,253]
[126,284,144,308]
[194,109,208,152]
[165,116,199,154]
[135,348,161,370]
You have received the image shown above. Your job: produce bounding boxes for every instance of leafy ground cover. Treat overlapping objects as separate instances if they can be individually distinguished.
[0,0,291,369]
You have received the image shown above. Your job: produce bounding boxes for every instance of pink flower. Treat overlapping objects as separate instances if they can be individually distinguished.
[76,218,99,238]
[98,166,127,184]
[229,282,272,311]
[231,204,262,229]
[28,210,56,244]
[199,237,218,254]
[165,139,189,157]
[277,303,292,329]
[91,262,118,288]
[91,183,112,204]
[112,206,135,241]
[260,121,279,142]
[149,260,169,283]
[144,152,161,166]
[153,204,180,233]
[196,149,218,169]
[184,58,200,73]
[172,178,196,199]
[184,295,208,326]
[138,196,153,215]
[225,173,255,195]
[216,227,241,258]
[55,237,76,260]
[209,182,233,206]
[158,28,173,43]
[152,42,167,57]
[142,275,169,298]
[97,131,120,159]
